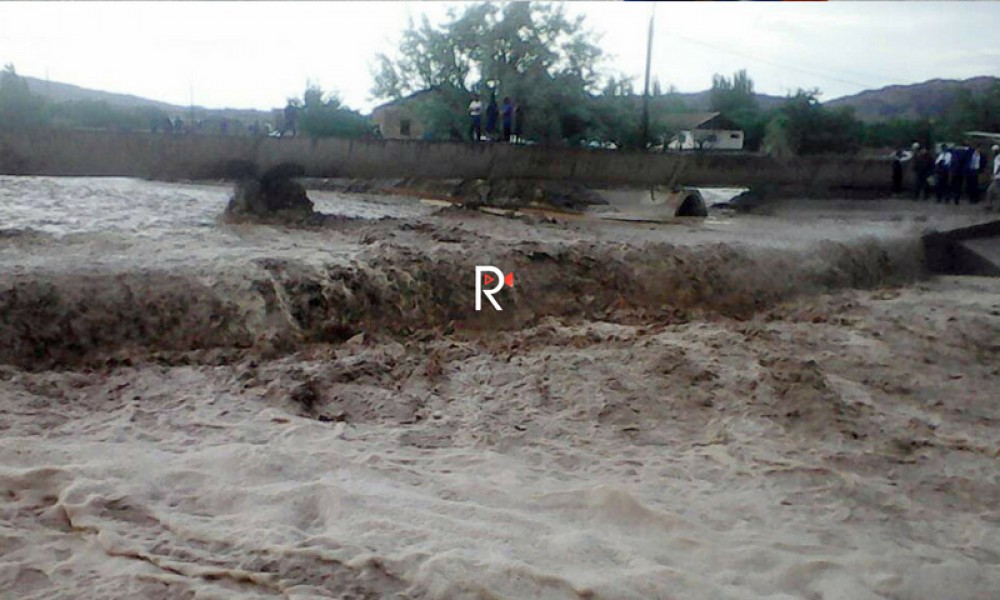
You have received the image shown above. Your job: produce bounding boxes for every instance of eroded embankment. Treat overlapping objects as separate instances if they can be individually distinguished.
[0,236,924,369]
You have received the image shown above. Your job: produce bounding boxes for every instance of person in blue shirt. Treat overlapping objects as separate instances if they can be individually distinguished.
[501,97,513,142]
[949,142,970,204]
[485,92,499,141]
[513,99,526,143]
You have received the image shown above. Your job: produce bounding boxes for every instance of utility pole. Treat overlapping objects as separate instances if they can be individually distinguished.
[641,5,655,150]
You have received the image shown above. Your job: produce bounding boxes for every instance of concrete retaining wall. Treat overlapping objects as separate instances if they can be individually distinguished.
[0,129,895,196]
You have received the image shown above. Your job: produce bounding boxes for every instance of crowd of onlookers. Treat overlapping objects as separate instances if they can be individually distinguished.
[152,115,276,137]
[468,92,526,143]
[892,141,1000,210]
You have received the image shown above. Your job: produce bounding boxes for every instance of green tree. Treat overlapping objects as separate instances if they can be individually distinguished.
[709,69,757,116]
[298,84,370,139]
[944,83,1000,140]
[709,70,766,150]
[372,2,605,144]
[0,64,49,129]
[859,118,933,149]
[765,89,861,156]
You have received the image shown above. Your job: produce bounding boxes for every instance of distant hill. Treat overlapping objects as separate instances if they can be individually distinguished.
[21,76,272,122]
[22,76,182,111]
[825,76,1000,122]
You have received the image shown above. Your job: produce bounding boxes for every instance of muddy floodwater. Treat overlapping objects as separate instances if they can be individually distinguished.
[1,176,998,599]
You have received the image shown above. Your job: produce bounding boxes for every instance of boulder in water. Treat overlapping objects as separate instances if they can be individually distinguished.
[225,163,315,223]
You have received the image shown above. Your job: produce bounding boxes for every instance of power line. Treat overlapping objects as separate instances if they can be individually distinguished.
[666,32,909,92]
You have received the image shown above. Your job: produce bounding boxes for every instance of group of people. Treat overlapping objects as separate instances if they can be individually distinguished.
[152,116,273,137]
[152,116,186,135]
[895,141,1000,209]
[468,92,525,143]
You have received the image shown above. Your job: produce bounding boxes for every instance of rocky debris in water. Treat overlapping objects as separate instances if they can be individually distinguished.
[290,379,321,413]
[226,163,312,217]
[224,163,349,226]
[453,178,609,211]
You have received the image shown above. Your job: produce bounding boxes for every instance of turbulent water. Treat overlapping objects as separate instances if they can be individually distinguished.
[1,176,998,599]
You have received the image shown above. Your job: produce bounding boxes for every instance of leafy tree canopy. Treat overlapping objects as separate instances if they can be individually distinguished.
[372,1,609,144]
[297,84,371,139]
[764,89,861,156]
[710,69,758,116]
[0,64,48,129]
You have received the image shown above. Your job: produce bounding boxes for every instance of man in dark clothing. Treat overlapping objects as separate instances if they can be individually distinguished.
[513,100,525,143]
[950,143,970,204]
[283,102,298,137]
[891,150,904,195]
[501,97,513,142]
[935,144,951,203]
[485,93,499,141]
[912,143,934,201]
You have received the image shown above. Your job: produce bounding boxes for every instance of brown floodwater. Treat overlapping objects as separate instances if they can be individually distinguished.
[1,176,997,599]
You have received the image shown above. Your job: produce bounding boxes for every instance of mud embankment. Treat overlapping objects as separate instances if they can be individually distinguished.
[0,237,924,370]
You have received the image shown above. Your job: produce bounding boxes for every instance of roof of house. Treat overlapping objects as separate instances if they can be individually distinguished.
[660,111,740,131]
[372,88,445,113]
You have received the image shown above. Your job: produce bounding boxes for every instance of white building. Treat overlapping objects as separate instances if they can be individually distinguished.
[664,112,744,151]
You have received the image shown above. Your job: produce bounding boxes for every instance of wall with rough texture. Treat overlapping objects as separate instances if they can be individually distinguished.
[0,129,895,196]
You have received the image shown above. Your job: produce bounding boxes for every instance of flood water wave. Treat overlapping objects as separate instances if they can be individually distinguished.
[0,235,924,369]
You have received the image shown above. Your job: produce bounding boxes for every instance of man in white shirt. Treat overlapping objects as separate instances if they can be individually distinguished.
[989,144,1000,212]
[967,146,983,204]
[468,95,483,142]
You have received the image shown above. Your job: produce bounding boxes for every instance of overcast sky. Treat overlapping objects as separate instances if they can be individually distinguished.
[1,2,998,113]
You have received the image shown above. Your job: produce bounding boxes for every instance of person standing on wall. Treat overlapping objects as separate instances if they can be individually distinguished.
[934,144,952,203]
[891,150,904,195]
[966,145,984,204]
[912,142,934,201]
[468,94,482,142]
[501,97,513,142]
[949,141,970,204]
[988,144,1000,212]
[485,92,499,141]
[965,146,986,204]
[513,99,525,144]
[283,101,298,138]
